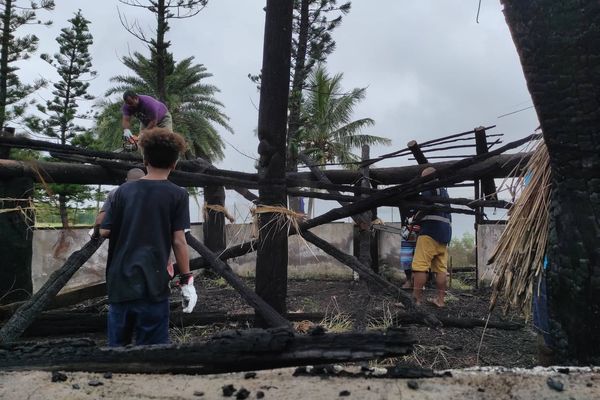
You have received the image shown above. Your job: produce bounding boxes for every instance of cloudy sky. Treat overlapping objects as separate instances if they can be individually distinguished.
[17,0,539,235]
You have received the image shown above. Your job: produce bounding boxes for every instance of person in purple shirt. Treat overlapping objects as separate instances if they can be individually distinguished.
[121,90,173,141]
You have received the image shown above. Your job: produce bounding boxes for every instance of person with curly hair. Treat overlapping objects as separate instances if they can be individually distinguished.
[100,128,197,346]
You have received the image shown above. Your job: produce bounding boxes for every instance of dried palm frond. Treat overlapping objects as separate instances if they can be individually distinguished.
[489,138,551,316]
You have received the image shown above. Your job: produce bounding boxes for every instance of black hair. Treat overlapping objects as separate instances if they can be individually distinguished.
[138,128,187,168]
[123,90,138,101]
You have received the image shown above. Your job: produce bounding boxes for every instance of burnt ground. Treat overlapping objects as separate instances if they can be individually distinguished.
[170,274,539,369]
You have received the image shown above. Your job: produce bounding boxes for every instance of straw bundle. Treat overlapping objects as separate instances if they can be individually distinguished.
[489,139,551,315]
[203,202,235,223]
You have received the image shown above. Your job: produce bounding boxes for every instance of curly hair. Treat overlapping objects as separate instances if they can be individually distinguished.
[138,128,187,168]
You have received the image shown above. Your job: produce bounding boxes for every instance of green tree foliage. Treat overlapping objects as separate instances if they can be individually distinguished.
[448,232,476,268]
[95,52,231,161]
[26,10,95,144]
[118,0,208,102]
[0,0,54,130]
[298,65,389,166]
[25,10,95,228]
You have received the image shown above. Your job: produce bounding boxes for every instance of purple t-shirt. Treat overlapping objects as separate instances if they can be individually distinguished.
[121,95,168,126]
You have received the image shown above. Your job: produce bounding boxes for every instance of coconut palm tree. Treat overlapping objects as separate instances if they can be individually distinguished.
[95,52,231,162]
[297,65,390,167]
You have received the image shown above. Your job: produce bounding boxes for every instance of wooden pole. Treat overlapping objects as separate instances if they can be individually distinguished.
[474,126,498,199]
[254,0,294,318]
[0,176,34,304]
[203,185,227,256]
[185,233,289,328]
[407,140,429,165]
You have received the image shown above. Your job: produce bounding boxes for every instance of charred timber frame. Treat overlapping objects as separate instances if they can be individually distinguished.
[254,0,294,317]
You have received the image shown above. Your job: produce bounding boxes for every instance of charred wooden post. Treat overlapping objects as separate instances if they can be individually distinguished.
[357,145,373,269]
[185,233,289,328]
[407,140,429,165]
[254,0,294,317]
[474,126,498,200]
[203,185,227,256]
[0,176,34,304]
[0,237,104,343]
[502,0,600,364]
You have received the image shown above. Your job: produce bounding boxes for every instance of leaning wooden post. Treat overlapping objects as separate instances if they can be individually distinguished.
[203,185,227,255]
[474,126,498,200]
[407,140,429,165]
[185,233,289,328]
[0,237,105,343]
[254,0,294,317]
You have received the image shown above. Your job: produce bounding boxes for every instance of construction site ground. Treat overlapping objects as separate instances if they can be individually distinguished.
[3,277,598,399]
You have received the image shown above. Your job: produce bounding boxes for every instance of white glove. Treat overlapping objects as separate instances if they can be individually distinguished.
[180,276,197,313]
[123,128,133,139]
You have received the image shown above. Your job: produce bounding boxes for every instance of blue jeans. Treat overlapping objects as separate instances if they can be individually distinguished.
[108,299,170,346]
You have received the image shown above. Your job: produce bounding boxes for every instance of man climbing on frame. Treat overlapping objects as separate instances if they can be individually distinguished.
[121,90,173,150]
[100,128,196,346]
[411,167,452,307]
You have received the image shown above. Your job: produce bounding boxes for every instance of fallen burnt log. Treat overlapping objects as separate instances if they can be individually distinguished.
[10,311,324,337]
[0,327,415,374]
[391,312,523,330]
[0,238,105,343]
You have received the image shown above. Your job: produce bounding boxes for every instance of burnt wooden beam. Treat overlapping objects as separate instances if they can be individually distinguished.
[185,233,289,328]
[292,152,530,185]
[0,238,105,343]
[0,177,34,304]
[0,153,529,189]
[0,327,414,374]
[475,126,498,200]
[7,311,324,337]
[203,185,227,255]
[254,0,294,319]
[407,140,428,164]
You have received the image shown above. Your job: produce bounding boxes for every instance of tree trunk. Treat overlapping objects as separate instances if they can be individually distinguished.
[155,0,168,103]
[0,177,33,305]
[0,0,12,130]
[58,193,69,229]
[255,0,294,318]
[502,0,600,364]
[286,0,310,212]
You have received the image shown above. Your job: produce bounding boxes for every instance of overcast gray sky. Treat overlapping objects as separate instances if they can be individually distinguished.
[17,0,539,234]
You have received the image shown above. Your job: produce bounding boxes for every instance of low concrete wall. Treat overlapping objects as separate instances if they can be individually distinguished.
[477,223,506,286]
[32,223,365,293]
[32,222,503,294]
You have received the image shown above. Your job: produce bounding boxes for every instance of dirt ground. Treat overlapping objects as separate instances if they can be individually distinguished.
[1,276,568,399]
[1,367,599,399]
[182,276,539,370]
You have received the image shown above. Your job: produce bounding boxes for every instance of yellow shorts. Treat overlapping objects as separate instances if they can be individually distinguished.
[411,235,448,273]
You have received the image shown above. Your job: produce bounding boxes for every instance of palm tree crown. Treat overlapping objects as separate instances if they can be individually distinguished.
[298,65,390,167]
[95,52,232,162]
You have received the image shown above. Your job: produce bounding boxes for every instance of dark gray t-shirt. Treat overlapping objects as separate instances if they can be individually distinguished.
[101,179,190,303]
[100,188,117,213]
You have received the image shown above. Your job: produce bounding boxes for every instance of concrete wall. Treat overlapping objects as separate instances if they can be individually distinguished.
[476,223,506,286]
[32,223,361,293]
[32,222,504,293]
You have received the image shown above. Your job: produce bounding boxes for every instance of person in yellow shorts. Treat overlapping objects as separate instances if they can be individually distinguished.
[411,167,452,307]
